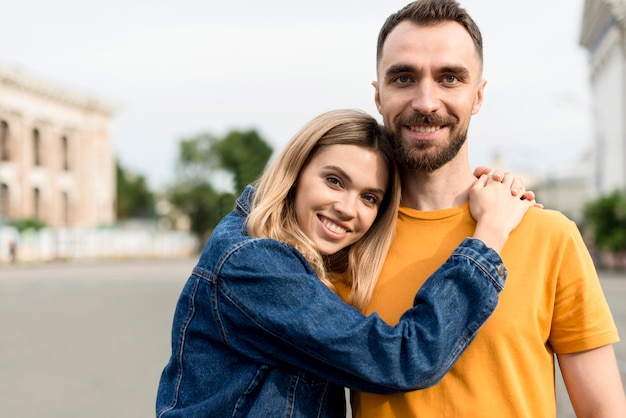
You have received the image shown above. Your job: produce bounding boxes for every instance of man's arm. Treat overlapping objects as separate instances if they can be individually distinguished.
[558,344,626,417]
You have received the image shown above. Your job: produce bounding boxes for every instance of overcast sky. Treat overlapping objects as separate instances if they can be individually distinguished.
[1,0,590,189]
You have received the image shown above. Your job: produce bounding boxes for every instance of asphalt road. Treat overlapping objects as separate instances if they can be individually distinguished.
[0,258,196,418]
[0,259,624,418]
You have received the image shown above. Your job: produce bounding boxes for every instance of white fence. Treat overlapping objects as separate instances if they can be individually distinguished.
[0,226,198,264]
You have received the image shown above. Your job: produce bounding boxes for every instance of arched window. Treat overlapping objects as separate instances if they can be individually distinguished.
[0,183,8,220]
[62,191,69,225]
[0,121,9,161]
[33,187,41,219]
[33,128,41,166]
[61,135,70,170]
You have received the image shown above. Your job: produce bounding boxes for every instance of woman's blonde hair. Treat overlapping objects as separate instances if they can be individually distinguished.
[247,109,401,310]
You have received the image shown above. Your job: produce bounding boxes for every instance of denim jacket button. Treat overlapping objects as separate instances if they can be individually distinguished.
[496,264,506,278]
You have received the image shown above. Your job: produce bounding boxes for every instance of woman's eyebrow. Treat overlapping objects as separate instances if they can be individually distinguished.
[322,165,386,196]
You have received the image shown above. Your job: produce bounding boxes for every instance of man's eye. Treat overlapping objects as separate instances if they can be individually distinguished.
[442,75,458,84]
[395,75,412,84]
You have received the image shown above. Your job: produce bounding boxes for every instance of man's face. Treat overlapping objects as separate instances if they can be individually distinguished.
[373,21,486,172]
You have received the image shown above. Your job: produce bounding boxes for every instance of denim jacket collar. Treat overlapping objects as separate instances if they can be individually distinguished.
[235,185,255,218]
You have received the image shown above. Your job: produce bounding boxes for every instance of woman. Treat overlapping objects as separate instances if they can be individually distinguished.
[156,109,536,417]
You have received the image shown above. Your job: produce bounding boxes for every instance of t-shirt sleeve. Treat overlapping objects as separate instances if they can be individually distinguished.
[549,218,619,354]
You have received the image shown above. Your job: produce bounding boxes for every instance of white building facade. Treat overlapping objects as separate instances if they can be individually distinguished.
[0,65,116,228]
[580,0,626,197]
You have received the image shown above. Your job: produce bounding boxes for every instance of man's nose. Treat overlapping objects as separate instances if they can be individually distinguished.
[411,80,440,114]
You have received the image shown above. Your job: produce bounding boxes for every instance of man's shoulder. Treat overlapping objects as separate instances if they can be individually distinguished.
[524,206,574,224]
[517,207,580,237]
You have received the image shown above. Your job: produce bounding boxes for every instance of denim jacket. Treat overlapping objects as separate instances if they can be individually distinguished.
[156,186,507,418]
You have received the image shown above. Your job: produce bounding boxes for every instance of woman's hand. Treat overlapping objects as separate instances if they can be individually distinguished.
[469,172,540,253]
[472,166,541,205]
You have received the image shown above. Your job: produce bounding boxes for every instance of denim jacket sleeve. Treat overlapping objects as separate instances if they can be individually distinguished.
[201,235,506,394]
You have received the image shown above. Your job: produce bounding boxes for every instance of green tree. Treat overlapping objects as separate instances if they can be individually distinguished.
[9,218,46,231]
[168,129,272,241]
[215,130,273,192]
[583,189,626,252]
[116,160,155,220]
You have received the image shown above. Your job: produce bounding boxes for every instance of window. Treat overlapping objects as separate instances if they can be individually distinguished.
[0,121,9,161]
[33,187,41,219]
[62,191,69,225]
[61,135,70,170]
[0,183,8,220]
[33,128,41,166]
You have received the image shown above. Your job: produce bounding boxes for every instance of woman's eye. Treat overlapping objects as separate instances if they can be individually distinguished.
[326,176,342,187]
[362,194,379,205]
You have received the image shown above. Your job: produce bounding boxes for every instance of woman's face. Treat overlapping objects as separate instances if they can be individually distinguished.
[294,144,389,255]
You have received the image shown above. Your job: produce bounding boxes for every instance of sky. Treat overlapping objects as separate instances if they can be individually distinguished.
[1,0,591,190]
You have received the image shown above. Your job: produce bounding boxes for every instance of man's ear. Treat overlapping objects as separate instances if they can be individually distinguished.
[372,80,381,114]
[472,79,487,115]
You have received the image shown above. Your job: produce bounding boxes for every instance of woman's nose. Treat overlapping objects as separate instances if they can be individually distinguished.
[333,193,357,219]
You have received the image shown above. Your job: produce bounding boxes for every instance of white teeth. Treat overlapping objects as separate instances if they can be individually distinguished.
[410,125,439,133]
[321,218,346,234]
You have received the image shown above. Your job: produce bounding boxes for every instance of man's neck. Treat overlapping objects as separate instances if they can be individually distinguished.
[400,161,476,211]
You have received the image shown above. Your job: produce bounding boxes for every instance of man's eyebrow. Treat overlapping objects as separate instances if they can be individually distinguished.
[440,65,470,77]
[384,64,416,78]
[384,63,471,79]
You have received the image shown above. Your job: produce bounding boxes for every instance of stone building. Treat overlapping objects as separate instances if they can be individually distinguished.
[580,0,626,197]
[0,65,116,228]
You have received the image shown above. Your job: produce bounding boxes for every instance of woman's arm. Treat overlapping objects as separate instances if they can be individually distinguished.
[210,236,504,394]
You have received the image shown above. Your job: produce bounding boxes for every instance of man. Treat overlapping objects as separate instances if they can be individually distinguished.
[352,0,626,417]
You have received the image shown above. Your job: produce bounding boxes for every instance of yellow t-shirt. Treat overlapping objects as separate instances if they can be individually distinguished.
[352,203,619,418]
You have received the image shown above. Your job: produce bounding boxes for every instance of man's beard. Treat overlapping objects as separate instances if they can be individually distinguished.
[390,114,467,172]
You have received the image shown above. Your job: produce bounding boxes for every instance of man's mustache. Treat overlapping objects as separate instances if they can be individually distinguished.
[395,113,457,126]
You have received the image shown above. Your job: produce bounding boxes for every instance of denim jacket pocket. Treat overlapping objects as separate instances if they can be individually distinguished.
[233,367,345,418]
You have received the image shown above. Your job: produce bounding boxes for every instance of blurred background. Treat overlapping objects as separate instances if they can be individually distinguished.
[0,0,624,417]
[3,0,617,257]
